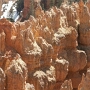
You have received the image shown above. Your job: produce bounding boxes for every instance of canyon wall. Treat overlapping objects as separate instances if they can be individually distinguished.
[0,0,90,90]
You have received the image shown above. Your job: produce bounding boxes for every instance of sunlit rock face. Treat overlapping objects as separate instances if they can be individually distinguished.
[60,79,73,90]
[0,0,90,90]
[0,68,5,90]
[5,54,28,90]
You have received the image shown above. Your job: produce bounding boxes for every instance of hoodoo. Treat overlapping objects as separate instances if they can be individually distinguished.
[0,0,90,90]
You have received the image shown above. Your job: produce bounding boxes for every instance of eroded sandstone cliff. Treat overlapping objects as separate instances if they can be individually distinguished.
[0,0,90,90]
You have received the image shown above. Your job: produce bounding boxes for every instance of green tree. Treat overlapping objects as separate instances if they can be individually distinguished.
[51,0,55,7]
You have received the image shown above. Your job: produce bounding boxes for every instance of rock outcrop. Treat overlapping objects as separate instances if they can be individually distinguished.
[0,0,90,90]
[77,0,90,68]
[5,54,28,90]
[0,31,5,54]
[55,59,69,82]
[0,68,5,90]
[60,79,73,90]
[78,68,90,90]
[23,0,41,19]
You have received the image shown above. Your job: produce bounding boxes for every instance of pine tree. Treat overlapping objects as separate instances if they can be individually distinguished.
[16,0,24,14]
[51,0,55,7]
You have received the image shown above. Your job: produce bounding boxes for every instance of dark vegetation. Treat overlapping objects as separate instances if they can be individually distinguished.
[16,0,24,14]
[8,0,87,22]
[7,18,14,22]
[15,0,87,13]
[40,0,87,11]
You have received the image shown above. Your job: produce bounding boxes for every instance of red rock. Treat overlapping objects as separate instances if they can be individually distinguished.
[0,1,90,90]
[0,31,5,54]
[60,79,73,90]
[5,54,28,90]
[78,68,90,90]
[66,50,87,72]
[55,58,69,81]
[67,72,82,88]
[0,68,5,90]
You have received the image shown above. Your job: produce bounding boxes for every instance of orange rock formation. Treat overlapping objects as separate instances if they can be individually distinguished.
[0,0,90,90]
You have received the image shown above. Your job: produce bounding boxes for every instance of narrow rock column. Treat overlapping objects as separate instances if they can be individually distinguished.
[5,54,28,90]
[0,68,6,90]
[0,31,5,54]
[55,59,69,81]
